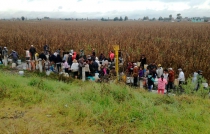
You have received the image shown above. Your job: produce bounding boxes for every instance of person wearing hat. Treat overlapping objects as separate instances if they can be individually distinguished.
[156,64,163,78]
[29,45,36,60]
[178,68,185,85]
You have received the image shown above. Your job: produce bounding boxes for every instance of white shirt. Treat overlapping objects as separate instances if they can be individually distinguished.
[26,50,30,57]
[163,73,168,81]
[71,63,79,72]
[156,67,163,77]
[178,71,185,82]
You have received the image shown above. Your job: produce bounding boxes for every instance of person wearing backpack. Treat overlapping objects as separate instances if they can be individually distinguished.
[8,50,19,65]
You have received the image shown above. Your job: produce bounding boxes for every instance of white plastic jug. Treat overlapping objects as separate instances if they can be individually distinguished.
[17,60,21,65]
[95,73,99,79]
[19,71,24,76]
[12,63,16,68]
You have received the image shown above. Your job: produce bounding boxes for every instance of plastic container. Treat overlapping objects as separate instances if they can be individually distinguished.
[19,71,24,76]
[17,60,21,65]
[46,71,51,76]
[126,77,134,84]
[95,73,99,79]
[12,63,16,68]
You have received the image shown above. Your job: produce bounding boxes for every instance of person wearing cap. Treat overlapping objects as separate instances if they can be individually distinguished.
[29,45,36,60]
[178,68,185,85]
[156,64,163,78]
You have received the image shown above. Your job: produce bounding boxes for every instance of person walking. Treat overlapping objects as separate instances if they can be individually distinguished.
[158,75,168,94]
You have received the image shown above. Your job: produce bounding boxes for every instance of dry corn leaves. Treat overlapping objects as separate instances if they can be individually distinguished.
[0,21,210,83]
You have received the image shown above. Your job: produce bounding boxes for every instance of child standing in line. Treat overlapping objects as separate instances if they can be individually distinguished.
[158,75,168,94]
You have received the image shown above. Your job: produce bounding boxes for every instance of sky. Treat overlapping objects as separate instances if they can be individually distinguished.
[0,0,210,19]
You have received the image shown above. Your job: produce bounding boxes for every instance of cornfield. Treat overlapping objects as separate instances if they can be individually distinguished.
[0,21,210,83]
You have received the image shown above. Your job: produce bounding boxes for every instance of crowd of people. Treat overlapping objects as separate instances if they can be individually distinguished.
[0,45,207,94]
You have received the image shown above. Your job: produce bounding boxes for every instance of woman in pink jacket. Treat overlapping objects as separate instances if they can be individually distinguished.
[158,75,168,94]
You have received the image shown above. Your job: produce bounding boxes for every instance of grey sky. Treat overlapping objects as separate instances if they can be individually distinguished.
[0,0,209,19]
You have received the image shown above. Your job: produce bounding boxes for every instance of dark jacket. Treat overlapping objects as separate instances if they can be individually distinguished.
[29,47,36,54]
[140,58,146,67]
[39,53,47,60]
[67,55,73,66]
[55,55,62,63]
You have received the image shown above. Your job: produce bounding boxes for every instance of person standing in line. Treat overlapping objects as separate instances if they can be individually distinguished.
[168,68,175,92]
[2,47,8,65]
[147,73,154,92]
[163,69,169,93]
[71,59,79,79]
[178,68,185,85]
[133,63,139,87]
[0,47,3,64]
[109,51,115,62]
[158,75,168,94]
[156,64,163,78]
[43,44,49,55]
[63,60,69,73]
[55,54,62,73]
[29,45,36,60]
[139,55,146,69]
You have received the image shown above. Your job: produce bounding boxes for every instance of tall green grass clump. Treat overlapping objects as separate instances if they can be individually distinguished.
[0,70,210,134]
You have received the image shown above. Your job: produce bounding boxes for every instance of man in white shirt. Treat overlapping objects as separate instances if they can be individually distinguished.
[178,68,185,85]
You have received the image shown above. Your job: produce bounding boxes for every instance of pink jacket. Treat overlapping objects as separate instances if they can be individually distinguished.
[110,53,114,60]
[63,61,69,69]
[158,78,168,89]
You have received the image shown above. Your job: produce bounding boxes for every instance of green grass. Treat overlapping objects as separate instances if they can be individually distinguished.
[0,70,210,134]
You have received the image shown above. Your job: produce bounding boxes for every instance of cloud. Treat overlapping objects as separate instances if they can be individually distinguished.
[0,0,209,19]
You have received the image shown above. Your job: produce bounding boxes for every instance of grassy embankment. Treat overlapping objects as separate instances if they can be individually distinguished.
[0,69,210,134]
